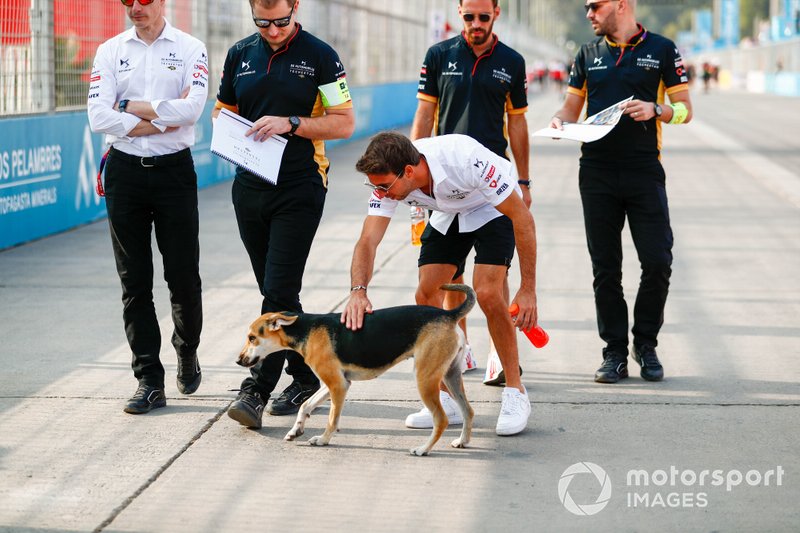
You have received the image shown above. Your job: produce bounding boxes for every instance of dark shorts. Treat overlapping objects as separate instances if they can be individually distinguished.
[418,215,515,277]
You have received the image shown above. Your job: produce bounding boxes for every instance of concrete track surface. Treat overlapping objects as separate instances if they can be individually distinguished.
[0,89,798,532]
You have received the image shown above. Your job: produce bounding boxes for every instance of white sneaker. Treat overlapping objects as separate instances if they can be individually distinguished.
[495,386,531,436]
[405,391,464,429]
[462,343,478,373]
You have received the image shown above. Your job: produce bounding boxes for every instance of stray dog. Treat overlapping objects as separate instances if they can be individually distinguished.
[237,284,475,456]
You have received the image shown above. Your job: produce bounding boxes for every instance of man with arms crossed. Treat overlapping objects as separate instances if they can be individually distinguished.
[88,0,208,414]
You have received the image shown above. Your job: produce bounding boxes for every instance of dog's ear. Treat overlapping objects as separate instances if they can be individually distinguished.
[268,315,299,331]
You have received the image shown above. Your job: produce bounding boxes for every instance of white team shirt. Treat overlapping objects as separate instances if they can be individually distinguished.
[87,19,209,157]
[367,135,521,233]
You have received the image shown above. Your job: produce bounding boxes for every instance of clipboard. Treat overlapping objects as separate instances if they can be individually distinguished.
[211,108,288,184]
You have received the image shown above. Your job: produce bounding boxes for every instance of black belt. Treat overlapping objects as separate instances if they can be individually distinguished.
[110,147,192,168]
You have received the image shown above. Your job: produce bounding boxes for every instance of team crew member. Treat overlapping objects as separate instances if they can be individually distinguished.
[88,0,209,414]
[550,0,692,383]
[214,0,354,428]
[410,0,531,404]
[342,132,538,436]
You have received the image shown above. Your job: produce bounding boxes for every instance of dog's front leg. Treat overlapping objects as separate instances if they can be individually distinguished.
[308,378,349,447]
[285,384,330,441]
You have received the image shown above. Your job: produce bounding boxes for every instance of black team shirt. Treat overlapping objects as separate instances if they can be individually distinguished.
[567,26,688,168]
[216,24,352,188]
[417,32,528,159]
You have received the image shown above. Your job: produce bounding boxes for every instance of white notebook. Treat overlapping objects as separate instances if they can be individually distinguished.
[211,108,288,184]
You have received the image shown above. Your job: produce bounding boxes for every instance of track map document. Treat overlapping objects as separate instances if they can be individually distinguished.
[211,108,287,184]
[534,96,633,143]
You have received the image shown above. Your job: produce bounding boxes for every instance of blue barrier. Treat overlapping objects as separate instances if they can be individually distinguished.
[0,81,418,250]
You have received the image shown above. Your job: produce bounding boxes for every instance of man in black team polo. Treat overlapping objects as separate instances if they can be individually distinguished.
[550,0,692,384]
[213,0,354,428]
[404,0,531,429]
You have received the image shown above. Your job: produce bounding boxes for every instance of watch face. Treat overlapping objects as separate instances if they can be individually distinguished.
[655,104,662,116]
[290,116,300,126]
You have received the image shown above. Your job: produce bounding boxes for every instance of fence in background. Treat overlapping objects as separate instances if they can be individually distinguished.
[0,1,562,250]
[0,0,478,115]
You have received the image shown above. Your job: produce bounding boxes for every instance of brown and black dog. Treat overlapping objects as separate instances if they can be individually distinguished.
[237,284,475,456]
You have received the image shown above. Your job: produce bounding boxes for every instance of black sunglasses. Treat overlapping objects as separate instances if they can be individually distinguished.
[253,6,293,28]
[462,13,492,23]
[584,0,616,13]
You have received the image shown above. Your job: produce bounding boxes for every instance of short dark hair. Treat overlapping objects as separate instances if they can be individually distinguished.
[250,0,296,10]
[459,0,499,6]
[355,132,421,176]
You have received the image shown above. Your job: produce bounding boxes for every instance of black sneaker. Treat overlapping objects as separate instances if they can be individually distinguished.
[124,384,167,414]
[228,391,266,429]
[267,381,320,416]
[633,345,664,382]
[177,353,202,395]
[594,350,629,384]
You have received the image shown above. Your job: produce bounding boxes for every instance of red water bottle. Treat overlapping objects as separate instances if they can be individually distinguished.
[509,303,549,348]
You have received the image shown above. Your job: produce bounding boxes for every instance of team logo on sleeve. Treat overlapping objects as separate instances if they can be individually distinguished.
[88,65,101,98]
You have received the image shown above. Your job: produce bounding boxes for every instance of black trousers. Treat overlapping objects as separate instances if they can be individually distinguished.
[104,148,203,388]
[578,164,673,355]
[232,178,325,397]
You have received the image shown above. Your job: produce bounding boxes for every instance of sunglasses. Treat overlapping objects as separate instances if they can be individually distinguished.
[584,0,616,13]
[253,7,294,28]
[364,170,403,194]
[462,13,492,23]
[120,0,156,6]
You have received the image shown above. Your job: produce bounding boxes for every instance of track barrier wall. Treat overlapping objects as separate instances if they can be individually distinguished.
[0,81,416,250]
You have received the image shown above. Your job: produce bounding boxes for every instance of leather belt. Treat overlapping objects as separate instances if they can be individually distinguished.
[110,147,191,168]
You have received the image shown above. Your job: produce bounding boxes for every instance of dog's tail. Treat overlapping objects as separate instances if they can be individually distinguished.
[440,284,476,322]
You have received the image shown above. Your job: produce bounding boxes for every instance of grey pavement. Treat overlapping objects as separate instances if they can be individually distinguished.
[0,89,798,532]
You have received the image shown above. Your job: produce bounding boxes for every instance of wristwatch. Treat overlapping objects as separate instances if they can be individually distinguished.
[653,103,662,118]
[118,99,130,113]
[288,115,301,136]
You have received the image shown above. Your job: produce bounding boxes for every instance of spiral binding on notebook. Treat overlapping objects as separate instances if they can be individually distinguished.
[210,149,277,184]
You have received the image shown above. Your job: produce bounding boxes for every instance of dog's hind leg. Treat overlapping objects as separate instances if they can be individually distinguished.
[410,349,449,456]
[308,376,350,447]
[442,357,473,449]
[285,384,330,441]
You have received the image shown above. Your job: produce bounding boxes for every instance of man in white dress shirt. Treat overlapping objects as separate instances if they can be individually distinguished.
[341,132,538,435]
[87,0,208,414]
